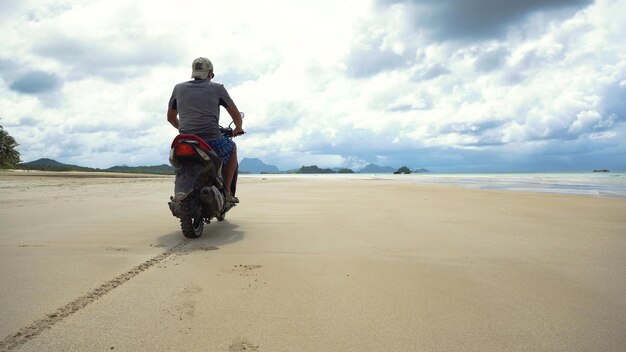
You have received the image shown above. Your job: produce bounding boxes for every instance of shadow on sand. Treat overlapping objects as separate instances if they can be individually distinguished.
[156,220,244,252]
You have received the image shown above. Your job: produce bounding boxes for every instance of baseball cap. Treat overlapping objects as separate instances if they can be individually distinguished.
[191,57,213,79]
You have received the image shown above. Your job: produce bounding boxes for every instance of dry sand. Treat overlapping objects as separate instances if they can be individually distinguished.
[0,170,625,351]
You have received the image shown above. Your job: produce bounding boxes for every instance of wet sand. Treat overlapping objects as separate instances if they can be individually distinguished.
[1,171,625,351]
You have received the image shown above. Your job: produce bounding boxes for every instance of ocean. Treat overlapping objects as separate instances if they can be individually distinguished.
[242,172,626,198]
[394,172,626,198]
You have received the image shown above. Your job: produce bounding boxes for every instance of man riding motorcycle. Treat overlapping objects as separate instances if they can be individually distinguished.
[167,57,244,203]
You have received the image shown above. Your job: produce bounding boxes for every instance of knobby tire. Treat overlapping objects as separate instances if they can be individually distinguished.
[180,196,203,238]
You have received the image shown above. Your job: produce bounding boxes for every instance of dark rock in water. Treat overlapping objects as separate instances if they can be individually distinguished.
[593,169,610,172]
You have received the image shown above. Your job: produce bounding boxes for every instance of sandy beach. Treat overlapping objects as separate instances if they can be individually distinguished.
[1,171,625,351]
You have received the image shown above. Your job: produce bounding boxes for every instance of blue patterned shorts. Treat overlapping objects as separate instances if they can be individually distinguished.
[205,136,236,165]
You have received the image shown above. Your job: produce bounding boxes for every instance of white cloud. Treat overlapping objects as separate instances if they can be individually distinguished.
[0,0,625,171]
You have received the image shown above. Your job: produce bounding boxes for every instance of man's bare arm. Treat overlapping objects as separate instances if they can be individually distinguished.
[167,107,179,129]
[226,104,244,135]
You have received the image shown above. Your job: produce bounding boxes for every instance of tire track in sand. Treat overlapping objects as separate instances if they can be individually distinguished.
[0,238,191,352]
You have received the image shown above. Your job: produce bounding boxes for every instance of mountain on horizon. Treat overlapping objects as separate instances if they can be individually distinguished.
[19,158,97,172]
[240,157,280,174]
[19,158,174,174]
[359,163,395,173]
[17,158,428,175]
[20,158,65,167]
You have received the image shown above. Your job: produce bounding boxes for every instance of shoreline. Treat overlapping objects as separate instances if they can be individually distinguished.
[3,169,625,197]
[241,172,626,198]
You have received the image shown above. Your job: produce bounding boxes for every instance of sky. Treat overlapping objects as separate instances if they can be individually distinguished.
[1,0,625,172]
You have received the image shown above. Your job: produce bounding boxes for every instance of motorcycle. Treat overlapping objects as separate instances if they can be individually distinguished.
[168,114,245,238]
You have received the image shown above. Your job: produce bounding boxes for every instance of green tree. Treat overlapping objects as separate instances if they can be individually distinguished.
[0,125,21,168]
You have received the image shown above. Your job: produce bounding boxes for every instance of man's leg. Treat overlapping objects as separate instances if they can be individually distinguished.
[223,146,238,202]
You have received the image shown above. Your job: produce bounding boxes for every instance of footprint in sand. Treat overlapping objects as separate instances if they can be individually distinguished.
[230,265,267,290]
[180,284,202,295]
[177,300,196,319]
[229,338,259,352]
[105,247,128,252]
[231,264,262,277]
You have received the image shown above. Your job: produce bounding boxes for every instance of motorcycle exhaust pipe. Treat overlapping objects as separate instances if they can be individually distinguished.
[200,186,224,213]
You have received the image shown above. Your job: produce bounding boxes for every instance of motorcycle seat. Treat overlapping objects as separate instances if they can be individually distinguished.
[171,134,212,153]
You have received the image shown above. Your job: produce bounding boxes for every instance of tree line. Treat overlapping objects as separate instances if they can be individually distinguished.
[0,123,20,169]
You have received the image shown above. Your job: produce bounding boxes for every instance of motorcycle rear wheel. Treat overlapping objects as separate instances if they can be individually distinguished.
[180,197,204,238]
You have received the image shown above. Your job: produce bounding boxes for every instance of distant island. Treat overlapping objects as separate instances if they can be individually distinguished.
[288,165,358,174]
[14,158,430,175]
[241,160,429,174]
[394,166,411,174]
[393,166,430,174]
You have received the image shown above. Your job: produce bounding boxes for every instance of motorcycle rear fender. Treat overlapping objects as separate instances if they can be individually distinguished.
[174,162,206,197]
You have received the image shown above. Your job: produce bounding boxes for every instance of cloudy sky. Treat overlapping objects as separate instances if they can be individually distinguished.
[1,0,625,172]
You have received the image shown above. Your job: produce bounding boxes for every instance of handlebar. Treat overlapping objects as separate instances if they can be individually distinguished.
[221,111,246,138]
[220,127,245,138]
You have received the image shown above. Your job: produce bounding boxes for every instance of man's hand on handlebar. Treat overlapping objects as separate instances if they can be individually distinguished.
[233,126,245,137]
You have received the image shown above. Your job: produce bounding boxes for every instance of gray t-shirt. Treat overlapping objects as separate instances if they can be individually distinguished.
[168,80,234,140]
